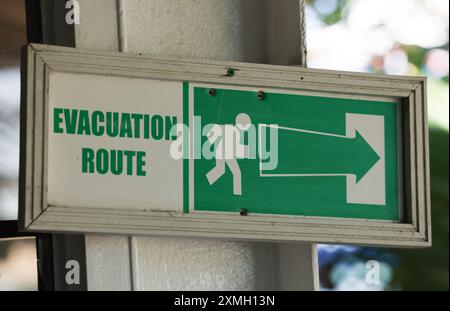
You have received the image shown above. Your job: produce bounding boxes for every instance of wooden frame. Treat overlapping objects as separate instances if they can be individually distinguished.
[19,43,431,247]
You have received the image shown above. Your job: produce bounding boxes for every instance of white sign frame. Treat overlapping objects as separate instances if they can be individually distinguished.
[19,44,431,247]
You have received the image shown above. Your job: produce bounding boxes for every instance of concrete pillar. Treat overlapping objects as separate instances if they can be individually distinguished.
[67,0,318,291]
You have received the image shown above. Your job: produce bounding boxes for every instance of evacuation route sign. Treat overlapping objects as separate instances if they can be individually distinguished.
[22,45,432,244]
[190,85,399,221]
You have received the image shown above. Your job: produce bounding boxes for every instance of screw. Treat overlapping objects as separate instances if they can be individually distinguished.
[239,208,248,216]
[226,68,235,77]
[208,88,217,96]
[256,90,265,101]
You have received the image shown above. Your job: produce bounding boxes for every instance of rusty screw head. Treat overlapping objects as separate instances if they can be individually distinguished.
[256,90,265,101]
[239,208,248,216]
[208,88,217,96]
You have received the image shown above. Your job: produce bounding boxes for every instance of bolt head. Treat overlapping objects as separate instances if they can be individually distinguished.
[256,90,265,101]
[239,208,248,216]
[226,68,235,77]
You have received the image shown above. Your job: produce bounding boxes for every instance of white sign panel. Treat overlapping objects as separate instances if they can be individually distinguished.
[48,72,183,211]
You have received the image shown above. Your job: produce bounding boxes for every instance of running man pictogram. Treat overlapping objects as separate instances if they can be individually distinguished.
[206,113,251,195]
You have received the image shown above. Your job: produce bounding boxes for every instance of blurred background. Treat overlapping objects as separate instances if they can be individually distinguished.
[0,0,448,291]
[305,0,449,290]
[0,0,38,291]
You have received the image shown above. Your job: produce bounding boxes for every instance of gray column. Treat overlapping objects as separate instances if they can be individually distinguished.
[72,0,318,291]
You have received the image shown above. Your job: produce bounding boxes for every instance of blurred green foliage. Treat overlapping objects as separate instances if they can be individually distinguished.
[403,45,427,70]
[391,127,449,290]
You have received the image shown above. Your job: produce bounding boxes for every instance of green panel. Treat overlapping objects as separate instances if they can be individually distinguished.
[192,86,399,221]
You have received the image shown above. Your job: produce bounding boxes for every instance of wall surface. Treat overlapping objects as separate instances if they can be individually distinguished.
[72,0,317,291]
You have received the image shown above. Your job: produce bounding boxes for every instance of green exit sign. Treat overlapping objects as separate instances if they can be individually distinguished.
[191,86,399,221]
[20,44,430,247]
